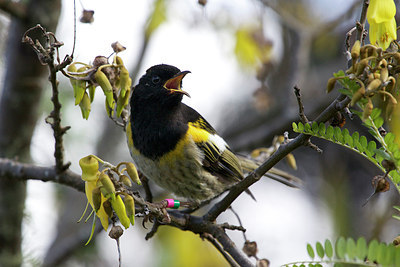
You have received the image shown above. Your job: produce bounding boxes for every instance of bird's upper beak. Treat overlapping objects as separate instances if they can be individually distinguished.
[163,70,191,97]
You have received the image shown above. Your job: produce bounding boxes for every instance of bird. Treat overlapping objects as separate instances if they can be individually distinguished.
[126,64,298,201]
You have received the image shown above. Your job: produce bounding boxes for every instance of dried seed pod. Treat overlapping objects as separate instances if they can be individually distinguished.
[372,175,390,193]
[111,42,126,53]
[256,259,270,267]
[109,225,124,240]
[243,241,258,257]
[393,236,400,246]
[362,98,373,120]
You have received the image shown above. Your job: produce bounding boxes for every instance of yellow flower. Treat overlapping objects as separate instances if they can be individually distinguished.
[367,0,397,50]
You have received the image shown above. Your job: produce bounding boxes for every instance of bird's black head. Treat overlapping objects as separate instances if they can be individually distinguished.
[132,64,190,107]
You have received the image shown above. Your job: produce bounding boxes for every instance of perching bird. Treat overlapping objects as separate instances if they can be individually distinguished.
[126,64,298,201]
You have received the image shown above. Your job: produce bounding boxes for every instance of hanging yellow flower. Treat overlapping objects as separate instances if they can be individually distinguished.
[367,0,397,50]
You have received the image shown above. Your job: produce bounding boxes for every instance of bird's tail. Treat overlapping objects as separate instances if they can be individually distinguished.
[238,155,303,188]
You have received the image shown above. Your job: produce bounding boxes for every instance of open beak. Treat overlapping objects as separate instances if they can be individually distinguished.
[163,70,191,97]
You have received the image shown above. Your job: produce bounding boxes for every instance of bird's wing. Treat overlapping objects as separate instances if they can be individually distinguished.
[180,104,244,183]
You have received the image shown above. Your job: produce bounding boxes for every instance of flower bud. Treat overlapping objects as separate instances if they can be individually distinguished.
[119,67,132,99]
[88,84,96,103]
[99,171,116,200]
[94,69,114,108]
[116,87,130,117]
[326,77,338,93]
[123,194,135,225]
[73,66,88,105]
[126,162,141,185]
[285,153,297,170]
[79,91,91,120]
[350,84,365,106]
[79,155,99,181]
[386,94,397,120]
[355,59,368,76]
[366,79,382,91]
[120,174,132,187]
[111,195,130,229]
[351,40,361,60]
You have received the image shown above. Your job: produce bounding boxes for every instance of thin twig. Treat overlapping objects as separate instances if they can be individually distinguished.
[229,207,247,240]
[356,0,370,42]
[202,233,240,267]
[294,85,308,123]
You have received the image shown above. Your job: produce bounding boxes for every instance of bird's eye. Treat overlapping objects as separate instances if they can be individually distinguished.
[152,76,161,84]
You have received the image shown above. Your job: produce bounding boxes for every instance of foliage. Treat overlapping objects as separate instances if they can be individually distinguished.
[284,237,400,267]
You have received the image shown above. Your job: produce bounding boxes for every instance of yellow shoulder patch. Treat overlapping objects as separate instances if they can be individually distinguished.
[188,122,210,143]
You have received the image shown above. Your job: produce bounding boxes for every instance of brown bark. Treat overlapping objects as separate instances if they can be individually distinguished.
[0,1,61,265]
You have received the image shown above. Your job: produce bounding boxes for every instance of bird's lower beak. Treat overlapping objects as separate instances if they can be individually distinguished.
[163,70,191,97]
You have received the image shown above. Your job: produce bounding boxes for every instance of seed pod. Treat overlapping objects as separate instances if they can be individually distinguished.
[94,69,114,108]
[351,40,361,60]
[92,186,102,212]
[99,171,116,200]
[79,91,91,120]
[116,87,130,117]
[79,155,99,181]
[111,42,126,53]
[373,73,381,80]
[123,194,135,225]
[111,195,130,229]
[243,241,258,257]
[393,236,400,246]
[366,79,382,91]
[326,78,338,93]
[350,84,365,106]
[126,162,141,185]
[362,98,373,120]
[120,174,132,187]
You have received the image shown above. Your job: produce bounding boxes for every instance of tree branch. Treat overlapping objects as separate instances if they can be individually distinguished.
[0,158,84,192]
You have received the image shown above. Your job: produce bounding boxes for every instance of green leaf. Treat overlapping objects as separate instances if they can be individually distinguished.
[356,237,368,260]
[371,108,382,120]
[367,141,377,155]
[307,243,315,259]
[305,123,312,133]
[326,126,334,139]
[384,244,395,266]
[368,239,379,262]
[395,246,400,266]
[338,88,352,96]
[334,127,344,143]
[336,237,346,259]
[347,237,357,259]
[312,122,319,134]
[319,123,326,136]
[325,239,333,258]
[316,241,324,258]
[374,148,391,161]
[145,0,167,38]
[360,135,368,149]
[292,122,298,132]
[376,242,387,264]
[393,206,400,212]
[374,116,384,128]
[393,214,400,221]
[298,122,305,132]
[352,131,359,143]
[385,133,395,145]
